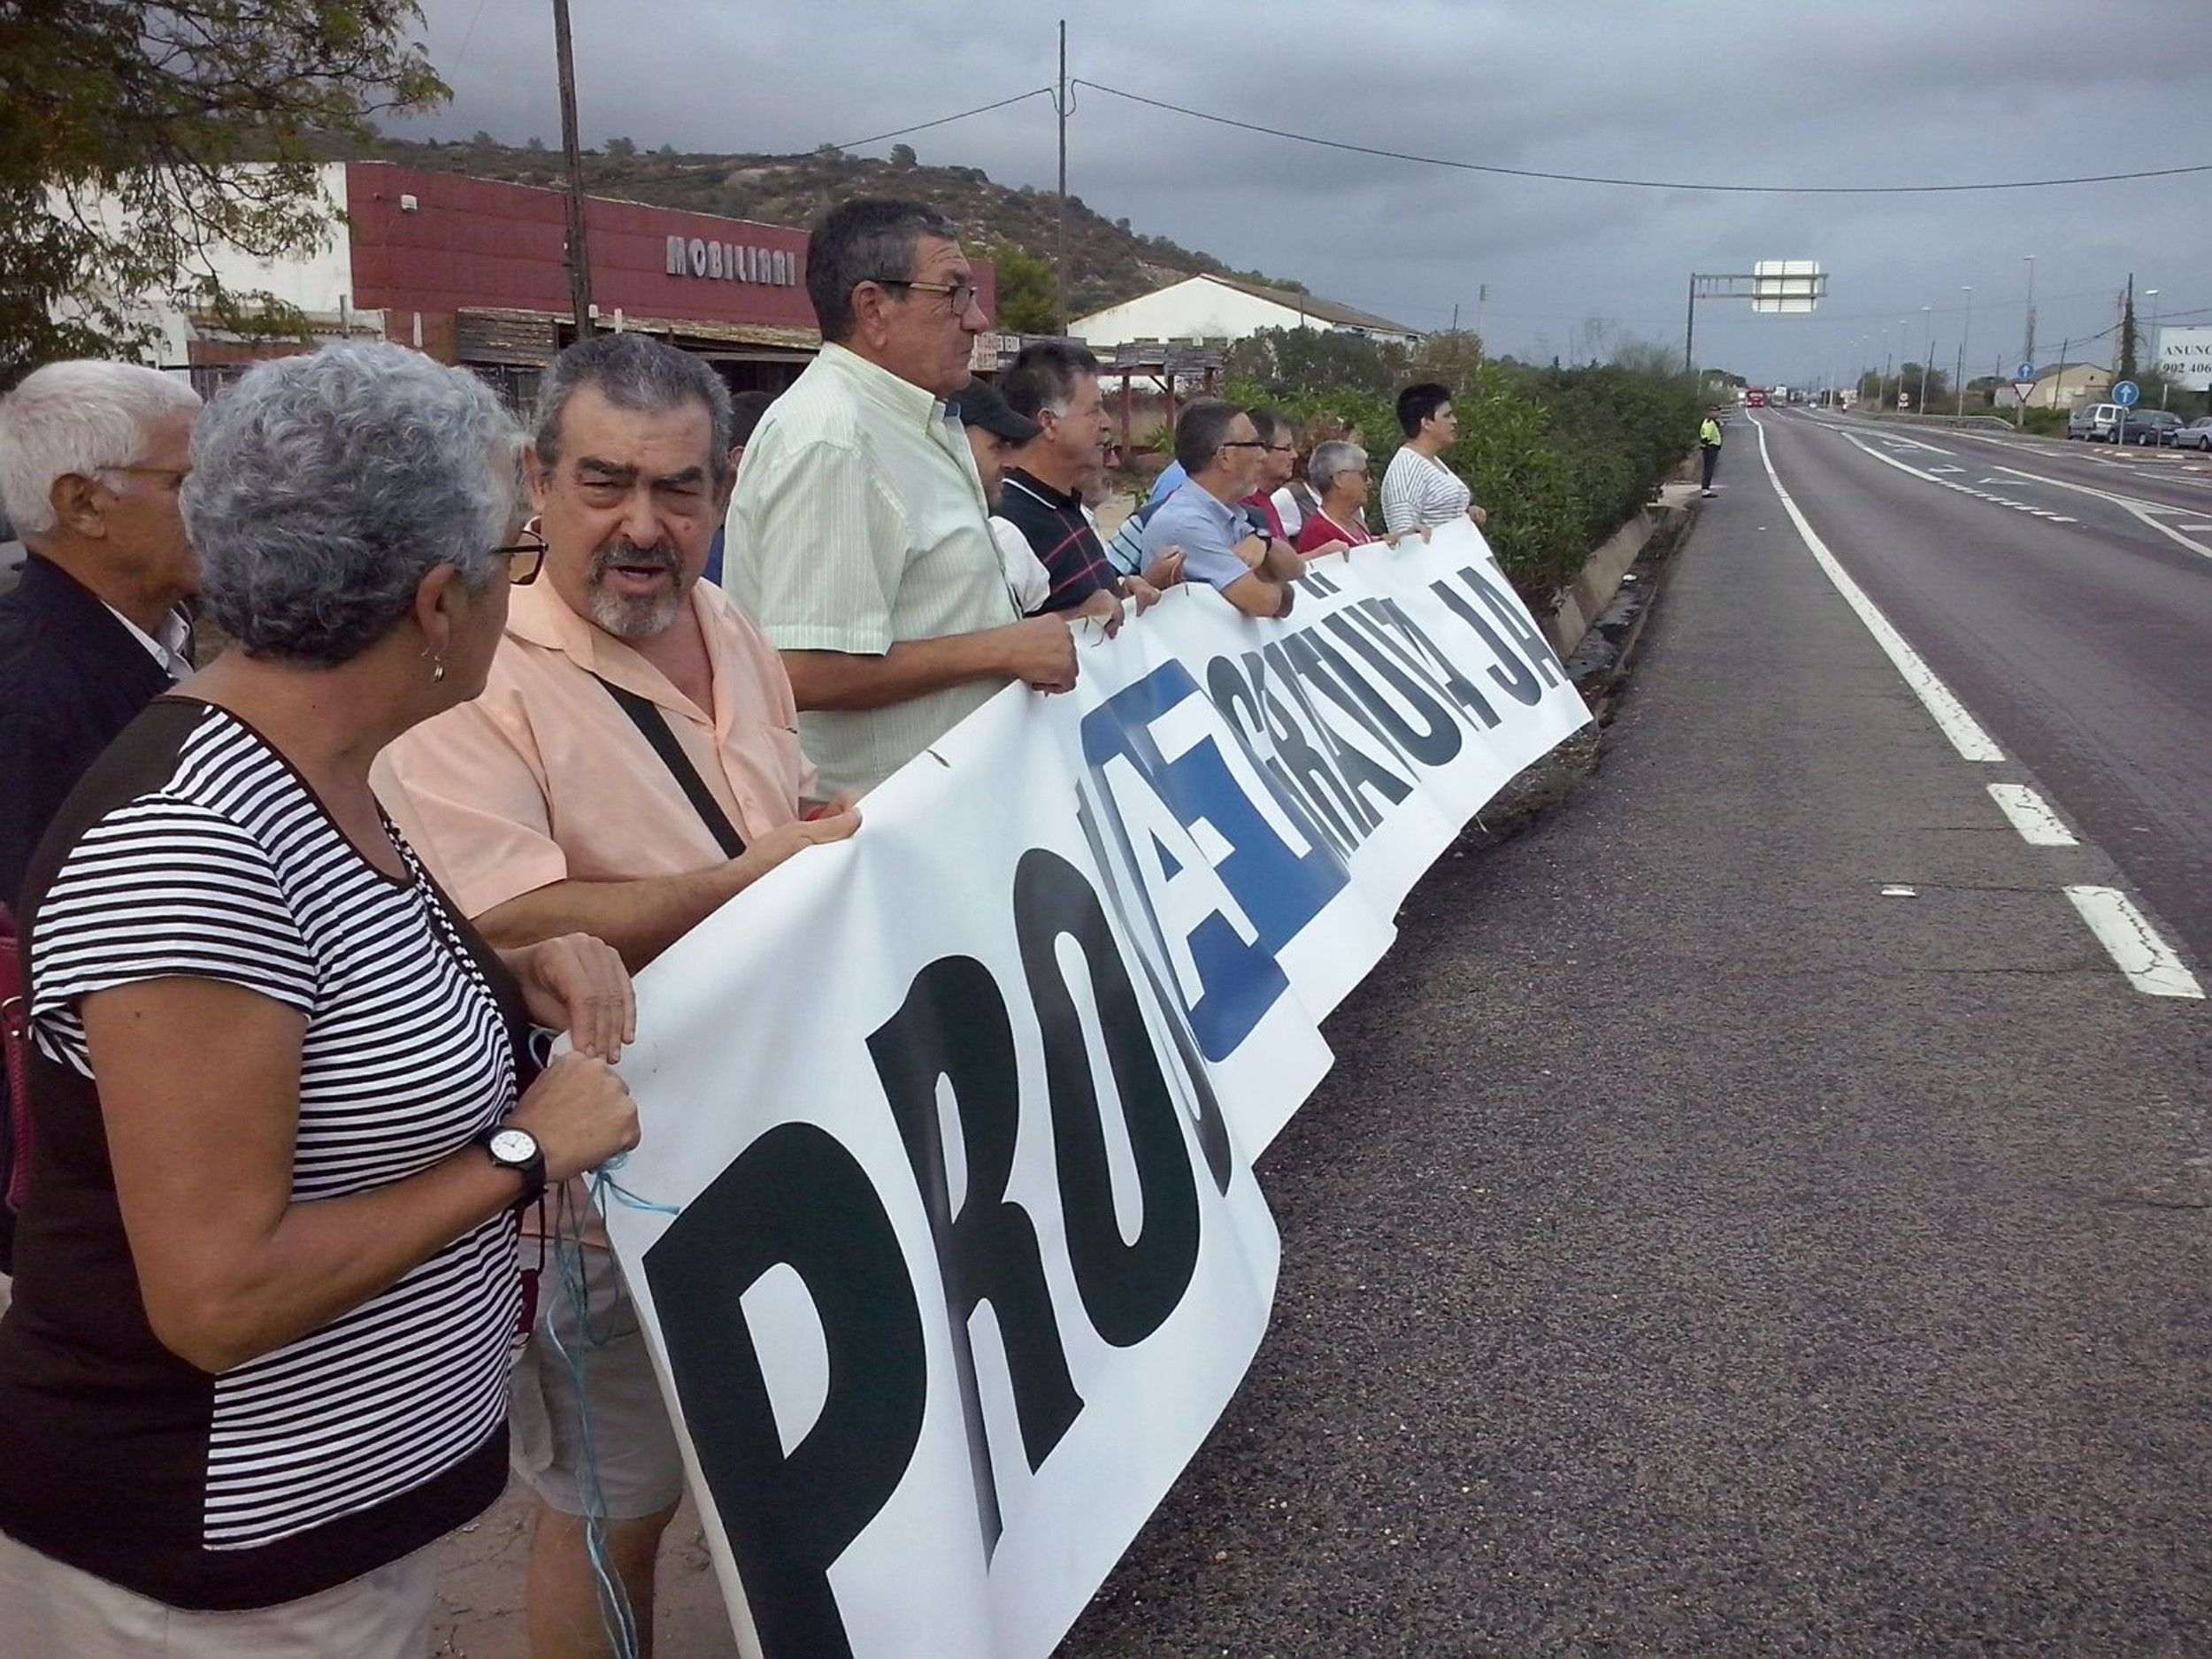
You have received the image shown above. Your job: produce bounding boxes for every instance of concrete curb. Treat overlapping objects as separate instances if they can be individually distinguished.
[1449,487,1704,855]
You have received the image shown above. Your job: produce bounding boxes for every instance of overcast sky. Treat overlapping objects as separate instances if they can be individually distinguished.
[397,0,2210,387]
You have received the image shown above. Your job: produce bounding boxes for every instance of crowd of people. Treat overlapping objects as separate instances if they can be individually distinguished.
[0,194,1492,1656]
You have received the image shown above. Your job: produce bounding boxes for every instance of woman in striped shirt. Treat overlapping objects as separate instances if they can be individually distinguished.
[1379,380,1493,538]
[0,343,641,1656]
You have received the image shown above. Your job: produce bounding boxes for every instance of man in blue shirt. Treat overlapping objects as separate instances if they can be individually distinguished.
[1140,400,1306,619]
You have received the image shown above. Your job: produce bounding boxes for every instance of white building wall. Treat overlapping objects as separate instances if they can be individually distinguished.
[59,163,359,365]
[1074,276,1386,349]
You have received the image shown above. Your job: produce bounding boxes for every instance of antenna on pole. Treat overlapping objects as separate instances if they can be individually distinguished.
[552,0,594,341]
[1056,19,1069,336]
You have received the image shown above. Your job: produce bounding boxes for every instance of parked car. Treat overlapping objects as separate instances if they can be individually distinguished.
[2176,416,2212,452]
[2121,409,2185,446]
[2069,403,2125,442]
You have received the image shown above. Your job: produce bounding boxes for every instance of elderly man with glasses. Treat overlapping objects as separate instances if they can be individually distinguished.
[726,196,1079,798]
[1140,399,1308,621]
[380,332,857,1659]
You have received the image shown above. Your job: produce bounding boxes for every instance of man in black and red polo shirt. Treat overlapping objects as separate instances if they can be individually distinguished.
[998,342,1163,632]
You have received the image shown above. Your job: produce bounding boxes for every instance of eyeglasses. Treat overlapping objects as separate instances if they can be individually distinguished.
[99,465,191,490]
[1218,440,1267,450]
[492,522,547,585]
[1265,443,1294,454]
[868,277,983,315]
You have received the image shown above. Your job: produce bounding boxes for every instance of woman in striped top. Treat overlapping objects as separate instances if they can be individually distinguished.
[0,343,641,1656]
[1379,380,1493,539]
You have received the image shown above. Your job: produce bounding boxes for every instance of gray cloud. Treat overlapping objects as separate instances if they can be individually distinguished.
[400,0,2210,385]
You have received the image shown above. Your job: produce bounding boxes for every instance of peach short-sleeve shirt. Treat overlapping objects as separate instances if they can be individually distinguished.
[377,578,817,920]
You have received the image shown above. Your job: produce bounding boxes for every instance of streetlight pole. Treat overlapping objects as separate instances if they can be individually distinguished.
[2147,288,2165,407]
[2022,256,2036,372]
[1918,305,1933,412]
[1955,285,1973,416]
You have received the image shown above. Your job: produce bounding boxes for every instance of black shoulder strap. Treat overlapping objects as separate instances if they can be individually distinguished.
[588,673,747,859]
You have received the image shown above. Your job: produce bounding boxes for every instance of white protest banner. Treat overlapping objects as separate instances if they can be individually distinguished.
[599,518,1591,1658]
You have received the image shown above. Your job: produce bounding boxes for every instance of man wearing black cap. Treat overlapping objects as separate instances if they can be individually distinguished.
[957,378,1133,636]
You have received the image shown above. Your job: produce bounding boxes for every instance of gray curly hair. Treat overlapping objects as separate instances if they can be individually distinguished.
[181,342,522,666]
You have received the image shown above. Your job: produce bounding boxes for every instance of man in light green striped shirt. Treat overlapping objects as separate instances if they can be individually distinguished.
[726,198,1079,797]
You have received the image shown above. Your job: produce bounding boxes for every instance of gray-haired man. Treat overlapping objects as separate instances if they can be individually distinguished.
[726,196,1079,798]
[380,332,856,1659]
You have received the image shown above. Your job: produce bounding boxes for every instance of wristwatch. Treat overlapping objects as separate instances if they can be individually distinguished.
[475,1123,546,1206]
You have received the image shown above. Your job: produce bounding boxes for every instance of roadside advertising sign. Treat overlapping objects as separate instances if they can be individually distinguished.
[2158,327,2212,393]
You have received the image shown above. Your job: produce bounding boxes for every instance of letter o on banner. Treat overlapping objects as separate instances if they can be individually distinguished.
[688,237,709,279]
[708,240,726,280]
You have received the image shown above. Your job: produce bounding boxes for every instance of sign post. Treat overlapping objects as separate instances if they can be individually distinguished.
[2012,360,2036,427]
[2112,378,2139,447]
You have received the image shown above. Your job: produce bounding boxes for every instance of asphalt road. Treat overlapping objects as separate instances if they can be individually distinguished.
[1757,406,2212,972]
[1057,433,2212,1656]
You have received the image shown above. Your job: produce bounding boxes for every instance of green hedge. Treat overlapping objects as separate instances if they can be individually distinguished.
[1224,344,1704,606]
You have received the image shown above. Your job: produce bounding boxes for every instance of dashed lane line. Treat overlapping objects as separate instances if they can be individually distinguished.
[1749,418,2003,762]
[1838,432,2083,524]
[1986,783,2078,847]
[1987,465,2212,562]
[2064,887,2207,1000]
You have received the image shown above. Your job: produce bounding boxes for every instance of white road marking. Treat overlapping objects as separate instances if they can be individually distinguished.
[2181,522,2212,533]
[1989,465,2212,562]
[1749,418,2003,762]
[1839,433,2063,520]
[1986,783,2078,847]
[2063,887,2206,999]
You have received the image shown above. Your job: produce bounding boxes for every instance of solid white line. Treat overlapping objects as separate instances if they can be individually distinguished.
[1749,418,2004,762]
[2063,887,2206,999]
[1985,783,2078,846]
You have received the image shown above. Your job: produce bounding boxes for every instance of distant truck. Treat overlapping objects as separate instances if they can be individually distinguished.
[1771,386,1789,404]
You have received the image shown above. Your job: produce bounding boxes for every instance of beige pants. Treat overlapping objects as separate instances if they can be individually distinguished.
[0,1527,437,1658]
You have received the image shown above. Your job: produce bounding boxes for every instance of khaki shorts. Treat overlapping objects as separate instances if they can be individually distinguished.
[0,1527,436,1658]
[510,1243,687,1520]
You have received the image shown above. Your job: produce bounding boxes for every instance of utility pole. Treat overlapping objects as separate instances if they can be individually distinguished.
[1955,285,1973,416]
[2022,255,2036,371]
[552,0,594,341]
[1474,283,1487,360]
[2147,288,2165,406]
[1918,305,1933,412]
[1055,19,1069,336]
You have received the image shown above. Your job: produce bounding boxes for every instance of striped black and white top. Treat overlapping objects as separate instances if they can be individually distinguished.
[1379,444,1475,534]
[0,699,524,1609]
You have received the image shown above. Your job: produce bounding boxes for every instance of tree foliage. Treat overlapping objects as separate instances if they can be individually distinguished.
[0,0,449,383]
[989,240,1058,334]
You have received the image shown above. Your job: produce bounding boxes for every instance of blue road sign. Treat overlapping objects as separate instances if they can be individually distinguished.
[2113,380,2141,407]
[2016,361,2035,380]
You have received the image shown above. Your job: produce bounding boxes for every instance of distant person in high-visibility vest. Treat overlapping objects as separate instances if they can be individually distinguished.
[1699,412,1724,496]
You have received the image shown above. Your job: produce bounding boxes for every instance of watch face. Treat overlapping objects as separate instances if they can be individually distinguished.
[488,1127,538,1165]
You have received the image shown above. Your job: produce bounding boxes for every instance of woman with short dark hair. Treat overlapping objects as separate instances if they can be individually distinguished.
[0,342,641,1655]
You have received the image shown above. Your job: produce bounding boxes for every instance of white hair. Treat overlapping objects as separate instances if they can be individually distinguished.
[0,362,202,537]
[1307,440,1368,491]
[183,342,522,665]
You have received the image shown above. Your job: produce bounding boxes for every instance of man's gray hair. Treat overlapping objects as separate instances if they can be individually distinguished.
[182,342,522,667]
[1307,440,1368,490]
[533,333,735,487]
[805,197,960,344]
[0,361,202,537]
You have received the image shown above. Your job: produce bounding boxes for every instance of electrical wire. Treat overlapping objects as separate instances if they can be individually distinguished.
[834,88,1056,153]
[1071,79,2212,196]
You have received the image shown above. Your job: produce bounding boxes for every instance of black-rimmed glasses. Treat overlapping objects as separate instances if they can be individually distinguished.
[867,277,984,315]
[493,522,547,585]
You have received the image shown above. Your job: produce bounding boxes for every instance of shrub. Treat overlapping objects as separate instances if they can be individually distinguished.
[1227,335,1702,606]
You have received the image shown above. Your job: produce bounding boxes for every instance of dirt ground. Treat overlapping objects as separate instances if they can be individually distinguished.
[434,1480,738,1658]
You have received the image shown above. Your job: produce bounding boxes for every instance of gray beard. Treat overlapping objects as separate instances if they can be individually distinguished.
[587,583,684,640]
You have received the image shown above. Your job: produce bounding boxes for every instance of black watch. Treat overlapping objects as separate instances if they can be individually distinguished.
[475,1123,546,1206]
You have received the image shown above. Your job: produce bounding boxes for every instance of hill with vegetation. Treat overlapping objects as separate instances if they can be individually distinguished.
[323,130,1305,326]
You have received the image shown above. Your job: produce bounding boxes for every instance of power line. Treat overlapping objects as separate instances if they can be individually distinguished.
[834,88,1055,154]
[1071,79,2212,196]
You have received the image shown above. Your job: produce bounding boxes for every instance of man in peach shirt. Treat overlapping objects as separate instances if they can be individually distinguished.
[380,335,855,1659]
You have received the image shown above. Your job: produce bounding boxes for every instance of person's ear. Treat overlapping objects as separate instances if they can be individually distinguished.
[850,283,894,350]
[49,472,108,541]
[410,563,465,666]
[522,446,554,512]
